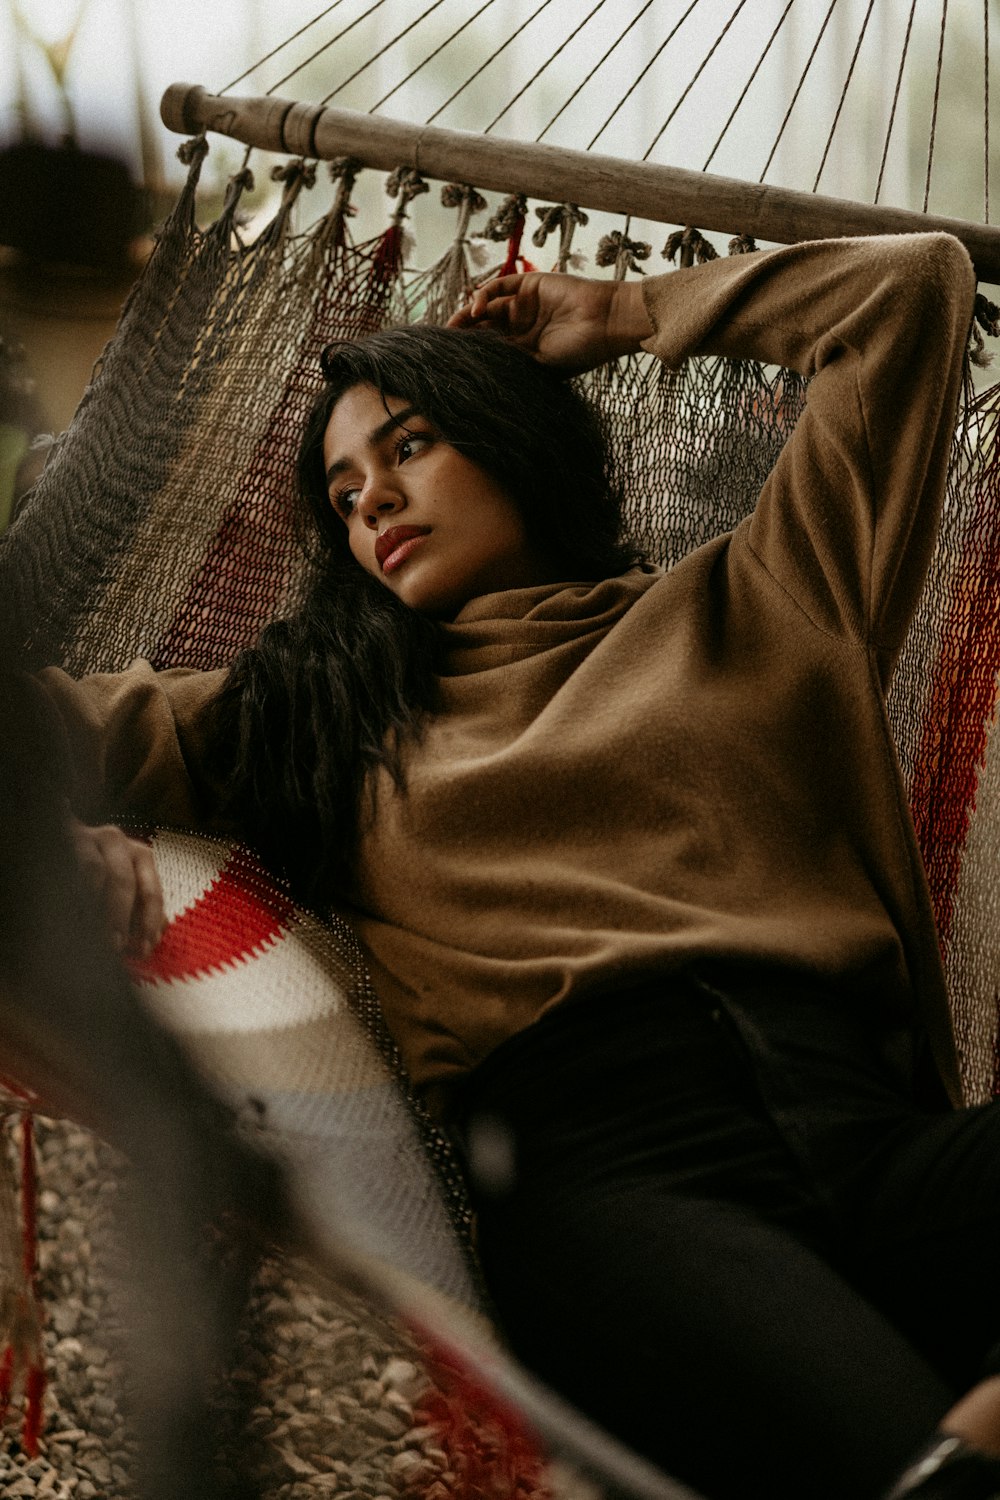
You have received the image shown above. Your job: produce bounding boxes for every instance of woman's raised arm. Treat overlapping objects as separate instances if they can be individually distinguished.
[635,232,976,677]
[459,235,976,680]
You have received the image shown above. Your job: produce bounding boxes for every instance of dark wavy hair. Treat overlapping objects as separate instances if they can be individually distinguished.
[208,323,638,907]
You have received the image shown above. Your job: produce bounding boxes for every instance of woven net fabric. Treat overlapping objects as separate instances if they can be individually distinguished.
[1,138,998,1142]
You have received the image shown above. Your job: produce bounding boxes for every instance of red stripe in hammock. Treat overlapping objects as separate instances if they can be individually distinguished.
[129,852,296,984]
[150,234,401,674]
[409,1321,547,1498]
[910,456,1000,950]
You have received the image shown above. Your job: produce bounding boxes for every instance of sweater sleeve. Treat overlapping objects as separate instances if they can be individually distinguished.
[639,233,976,678]
[34,659,227,828]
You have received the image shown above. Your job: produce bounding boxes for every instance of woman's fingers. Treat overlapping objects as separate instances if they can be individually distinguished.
[446,276,542,337]
[448,277,532,331]
[70,820,166,958]
[96,829,141,948]
[130,842,167,957]
[449,273,644,371]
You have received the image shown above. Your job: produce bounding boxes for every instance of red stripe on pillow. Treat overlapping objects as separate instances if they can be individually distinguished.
[131,853,297,983]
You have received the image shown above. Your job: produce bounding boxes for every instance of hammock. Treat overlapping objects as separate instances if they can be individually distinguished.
[1,3,999,1494]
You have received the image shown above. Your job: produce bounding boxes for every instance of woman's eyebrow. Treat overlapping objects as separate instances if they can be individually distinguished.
[326,406,418,486]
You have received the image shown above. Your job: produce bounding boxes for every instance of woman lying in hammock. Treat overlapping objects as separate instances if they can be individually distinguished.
[42,230,1000,1500]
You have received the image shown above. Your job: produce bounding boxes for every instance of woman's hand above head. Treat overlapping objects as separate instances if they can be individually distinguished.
[69,817,166,960]
[447,272,653,374]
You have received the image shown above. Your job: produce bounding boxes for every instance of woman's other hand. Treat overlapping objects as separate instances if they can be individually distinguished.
[70,818,166,959]
[447,273,653,373]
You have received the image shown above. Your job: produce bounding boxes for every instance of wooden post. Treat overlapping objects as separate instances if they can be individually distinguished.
[160,83,1000,285]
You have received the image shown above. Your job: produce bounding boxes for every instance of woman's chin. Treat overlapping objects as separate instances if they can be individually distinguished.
[380,569,466,619]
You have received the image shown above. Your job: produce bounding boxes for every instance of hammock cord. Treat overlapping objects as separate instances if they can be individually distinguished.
[210,0,972,243]
[484,0,614,135]
[370,0,502,114]
[535,0,659,143]
[986,0,991,223]
[319,0,450,105]
[924,0,951,214]
[423,0,561,126]
[586,0,705,153]
[758,0,839,184]
[260,0,393,101]
[641,0,753,164]
[701,0,798,174]
[873,0,919,207]
[811,0,878,194]
[218,0,348,96]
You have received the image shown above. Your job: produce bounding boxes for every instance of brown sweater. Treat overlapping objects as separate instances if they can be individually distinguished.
[39,233,977,1112]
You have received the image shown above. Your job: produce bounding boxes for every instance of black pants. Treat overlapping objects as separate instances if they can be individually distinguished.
[453,969,1000,1500]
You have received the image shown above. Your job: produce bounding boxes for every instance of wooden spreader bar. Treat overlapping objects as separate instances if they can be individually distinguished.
[161,83,1000,285]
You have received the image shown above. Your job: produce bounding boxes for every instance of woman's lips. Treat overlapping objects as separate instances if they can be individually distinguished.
[376,526,431,573]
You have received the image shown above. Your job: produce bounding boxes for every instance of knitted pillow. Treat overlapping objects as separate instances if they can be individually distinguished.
[129,828,480,1308]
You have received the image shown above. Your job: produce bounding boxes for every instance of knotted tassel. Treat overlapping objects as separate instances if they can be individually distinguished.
[368,167,429,297]
[176,134,209,169]
[596,230,652,278]
[479,194,536,277]
[262,159,318,249]
[303,157,362,274]
[662,226,719,268]
[970,292,1000,369]
[328,158,360,250]
[218,166,256,226]
[369,222,404,295]
[532,202,588,272]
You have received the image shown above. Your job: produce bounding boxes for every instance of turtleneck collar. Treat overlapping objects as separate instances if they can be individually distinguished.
[439,565,662,675]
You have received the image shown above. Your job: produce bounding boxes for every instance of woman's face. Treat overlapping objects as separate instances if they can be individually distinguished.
[322,383,547,616]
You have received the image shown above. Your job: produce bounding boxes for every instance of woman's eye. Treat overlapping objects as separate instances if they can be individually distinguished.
[333,487,360,517]
[397,432,430,463]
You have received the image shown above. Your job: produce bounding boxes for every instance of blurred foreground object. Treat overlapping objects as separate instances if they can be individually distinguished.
[0,330,46,531]
[0,138,149,449]
[0,140,142,275]
[0,668,286,1500]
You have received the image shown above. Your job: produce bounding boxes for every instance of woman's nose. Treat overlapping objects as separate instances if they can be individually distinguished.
[359,477,404,526]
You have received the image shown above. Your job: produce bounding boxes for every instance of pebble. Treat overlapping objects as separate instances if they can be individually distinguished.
[277,1444,319,1479]
[382,1389,414,1420]
[50,1305,79,1338]
[363,1409,411,1441]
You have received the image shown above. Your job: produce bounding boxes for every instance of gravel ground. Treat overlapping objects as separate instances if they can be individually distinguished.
[0,1117,589,1500]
